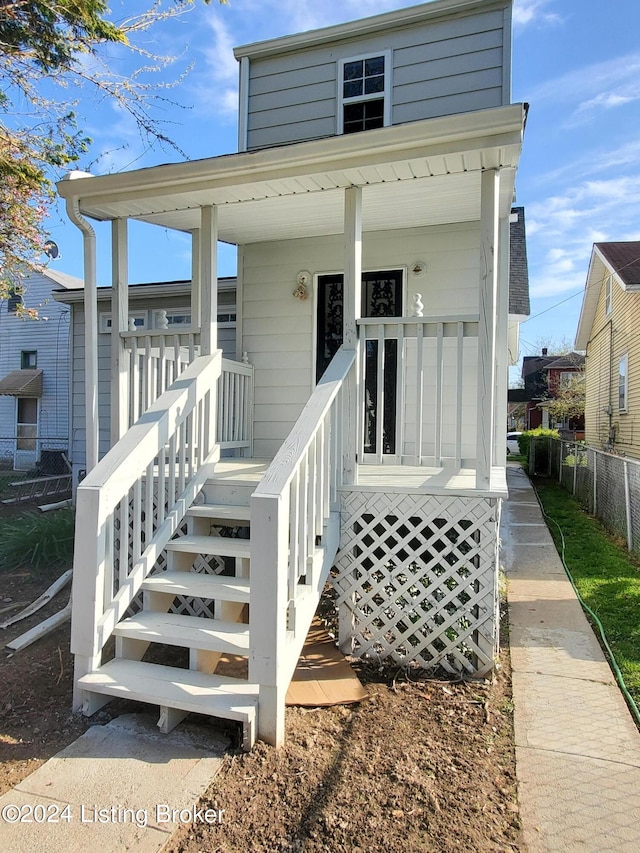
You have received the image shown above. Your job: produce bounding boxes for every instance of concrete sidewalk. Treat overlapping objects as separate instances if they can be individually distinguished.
[502,464,640,852]
[0,714,227,853]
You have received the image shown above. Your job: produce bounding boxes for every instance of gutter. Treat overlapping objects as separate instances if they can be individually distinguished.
[64,191,100,473]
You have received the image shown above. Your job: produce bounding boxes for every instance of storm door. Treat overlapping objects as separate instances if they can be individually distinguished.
[316,270,403,457]
[15,397,39,470]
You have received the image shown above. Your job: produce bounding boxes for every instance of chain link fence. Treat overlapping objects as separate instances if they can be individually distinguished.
[530,436,640,552]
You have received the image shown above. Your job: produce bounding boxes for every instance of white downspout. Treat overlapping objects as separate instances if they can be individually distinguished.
[65,195,100,473]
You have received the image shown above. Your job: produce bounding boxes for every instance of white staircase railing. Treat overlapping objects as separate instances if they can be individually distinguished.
[357,314,480,467]
[71,352,223,705]
[250,347,356,745]
[123,328,200,426]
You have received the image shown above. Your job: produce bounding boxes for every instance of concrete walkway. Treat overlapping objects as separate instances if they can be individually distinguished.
[0,714,227,853]
[502,464,640,852]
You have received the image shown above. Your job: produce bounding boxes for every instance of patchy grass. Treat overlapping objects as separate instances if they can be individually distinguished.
[534,477,640,710]
[0,508,74,575]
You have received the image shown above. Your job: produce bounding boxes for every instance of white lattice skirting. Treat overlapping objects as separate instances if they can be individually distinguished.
[334,492,501,675]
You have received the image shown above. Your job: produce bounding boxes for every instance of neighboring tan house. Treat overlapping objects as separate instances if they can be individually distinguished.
[57,0,528,747]
[53,278,237,485]
[576,241,640,456]
[0,268,82,470]
[521,349,585,434]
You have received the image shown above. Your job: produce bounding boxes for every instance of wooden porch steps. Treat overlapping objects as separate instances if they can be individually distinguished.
[141,571,250,603]
[165,535,251,559]
[77,659,258,751]
[78,470,258,748]
[113,612,251,655]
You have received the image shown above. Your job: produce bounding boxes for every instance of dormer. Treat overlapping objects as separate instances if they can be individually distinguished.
[234,0,513,152]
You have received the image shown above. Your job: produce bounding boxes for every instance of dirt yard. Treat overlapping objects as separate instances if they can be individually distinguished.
[1,567,522,852]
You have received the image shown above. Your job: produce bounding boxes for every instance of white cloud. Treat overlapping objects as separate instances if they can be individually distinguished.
[512,0,561,28]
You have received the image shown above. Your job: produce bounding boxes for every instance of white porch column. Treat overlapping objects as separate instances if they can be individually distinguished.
[476,169,500,489]
[343,186,362,485]
[343,186,362,348]
[493,215,510,467]
[191,228,201,338]
[110,218,129,443]
[199,205,218,356]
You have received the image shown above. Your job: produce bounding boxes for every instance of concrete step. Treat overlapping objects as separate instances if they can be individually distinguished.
[113,612,251,655]
[78,658,257,749]
[142,571,250,603]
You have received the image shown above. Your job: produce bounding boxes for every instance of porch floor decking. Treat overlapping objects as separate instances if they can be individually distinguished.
[207,459,507,499]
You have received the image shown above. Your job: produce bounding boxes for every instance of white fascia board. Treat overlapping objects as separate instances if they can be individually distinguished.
[575,247,602,350]
[53,278,237,305]
[57,105,525,213]
[233,0,509,60]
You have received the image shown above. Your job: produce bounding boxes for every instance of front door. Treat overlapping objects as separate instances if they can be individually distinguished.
[316,270,403,456]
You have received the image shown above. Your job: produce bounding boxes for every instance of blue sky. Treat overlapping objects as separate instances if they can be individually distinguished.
[42,0,640,374]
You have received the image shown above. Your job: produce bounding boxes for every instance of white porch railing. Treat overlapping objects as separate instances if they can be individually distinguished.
[218,357,254,453]
[122,330,253,454]
[70,352,222,702]
[123,328,200,426]
[357,315,479,467]
[249,347,356,745]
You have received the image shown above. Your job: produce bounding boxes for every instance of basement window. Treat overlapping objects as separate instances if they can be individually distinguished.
[338,52,390,135]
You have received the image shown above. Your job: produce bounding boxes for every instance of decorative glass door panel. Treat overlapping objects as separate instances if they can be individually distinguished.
[316,270,403,457]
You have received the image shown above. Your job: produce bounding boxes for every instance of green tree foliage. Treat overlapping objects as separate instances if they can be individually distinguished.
[0,0,226,304]
[546,374,586,423]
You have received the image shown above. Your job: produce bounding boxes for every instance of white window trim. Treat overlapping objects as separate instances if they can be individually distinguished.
[337,50,392,135]
[605,273,613,316]
[619,352,629,413]
[99,311,148,333]
[153,308,192,329]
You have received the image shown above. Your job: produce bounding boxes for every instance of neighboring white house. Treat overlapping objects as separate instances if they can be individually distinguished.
[0,268,82,470]
[58,0,528,748]
[53,277,237,485]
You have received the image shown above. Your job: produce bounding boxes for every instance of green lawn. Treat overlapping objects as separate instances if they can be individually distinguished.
[534,477,640,714]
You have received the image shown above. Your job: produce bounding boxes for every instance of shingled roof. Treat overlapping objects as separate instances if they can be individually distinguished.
[595,242,640,287]
[509,206,530,316]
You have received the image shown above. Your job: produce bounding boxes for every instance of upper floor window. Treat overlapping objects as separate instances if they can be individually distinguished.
[338,52,391,135]
[605,274,613,316]
[21,351,37,369]
[7,289,23,314]
[619,353,628,413]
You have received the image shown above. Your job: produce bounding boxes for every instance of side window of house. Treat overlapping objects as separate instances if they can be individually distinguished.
[21,351,37,369]
[619,353,628,413]
[339,53,390,135]
[7,289,23,314]
[605,274,613,316]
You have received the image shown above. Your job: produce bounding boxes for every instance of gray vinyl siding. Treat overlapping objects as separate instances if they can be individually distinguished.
[246,7,508,150]
[69,288,237,476]
[0,272,71,466]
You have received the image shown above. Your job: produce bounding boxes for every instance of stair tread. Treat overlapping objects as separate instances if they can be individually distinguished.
[166,534,251,558]
[206,459,270,485]
[142,571,250,602]
[188,504,251,521]
[78,659,257,723]
[113,612,250,654]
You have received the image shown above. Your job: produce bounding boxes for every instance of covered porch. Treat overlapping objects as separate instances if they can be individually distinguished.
[59,104,524,745]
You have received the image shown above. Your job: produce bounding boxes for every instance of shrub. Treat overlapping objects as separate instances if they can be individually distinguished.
[0,508,74,575]
[517,428,560,460]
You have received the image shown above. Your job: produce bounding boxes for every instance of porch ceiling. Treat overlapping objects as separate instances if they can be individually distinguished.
[59,105,525,245]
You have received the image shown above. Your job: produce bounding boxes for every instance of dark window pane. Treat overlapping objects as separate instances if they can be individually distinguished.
[363,99,385,129]
[343,60,363,81]
[343,79,363,99]
[365,56,384,77]
[364,74,385,95]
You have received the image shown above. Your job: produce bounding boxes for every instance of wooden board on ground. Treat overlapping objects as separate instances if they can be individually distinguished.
[285,621,367,707]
